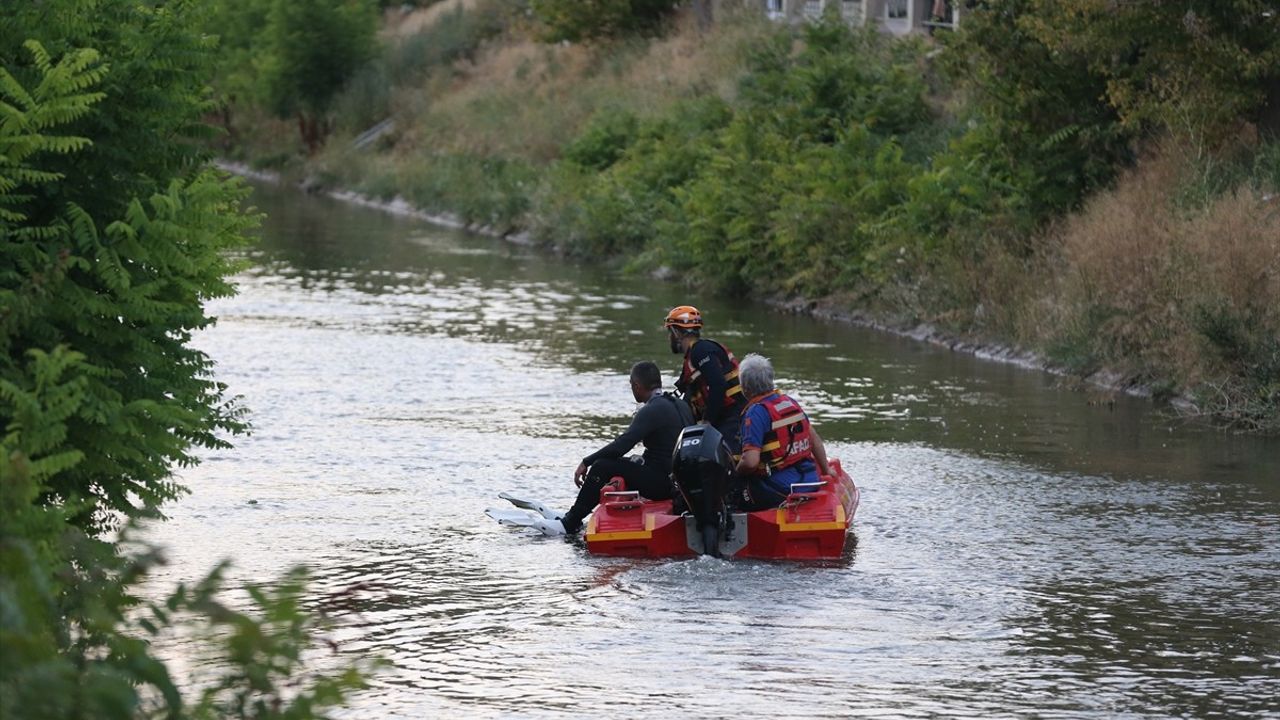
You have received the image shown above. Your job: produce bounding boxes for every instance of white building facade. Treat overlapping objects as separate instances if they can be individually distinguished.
[760,0,962,34]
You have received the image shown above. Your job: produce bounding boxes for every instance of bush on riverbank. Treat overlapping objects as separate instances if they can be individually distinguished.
[1031,143,1280,432]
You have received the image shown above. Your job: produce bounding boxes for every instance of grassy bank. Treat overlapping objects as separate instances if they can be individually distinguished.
[217,2,1280,433]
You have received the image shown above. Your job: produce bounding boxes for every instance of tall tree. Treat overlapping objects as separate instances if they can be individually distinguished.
[257,0,378,152]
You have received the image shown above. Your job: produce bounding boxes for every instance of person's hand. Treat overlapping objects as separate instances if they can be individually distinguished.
[574,461,588,488]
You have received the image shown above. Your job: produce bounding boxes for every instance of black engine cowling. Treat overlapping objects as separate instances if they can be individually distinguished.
[671,424,734,556]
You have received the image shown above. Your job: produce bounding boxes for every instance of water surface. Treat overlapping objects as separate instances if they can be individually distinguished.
[143,184,1280,718]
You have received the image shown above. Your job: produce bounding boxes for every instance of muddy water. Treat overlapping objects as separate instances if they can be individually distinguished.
[143,184,1280,718]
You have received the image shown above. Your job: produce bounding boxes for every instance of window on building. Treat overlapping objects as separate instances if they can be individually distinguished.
[841,0,863,24]
[886,0,908,19]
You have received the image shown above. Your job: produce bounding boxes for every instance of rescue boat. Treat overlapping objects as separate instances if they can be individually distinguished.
[585,458,859,560]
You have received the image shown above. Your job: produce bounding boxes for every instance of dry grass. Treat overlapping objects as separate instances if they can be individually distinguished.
[385,7,771,163]
[385,0,483,38]
[1027,142,1280,394]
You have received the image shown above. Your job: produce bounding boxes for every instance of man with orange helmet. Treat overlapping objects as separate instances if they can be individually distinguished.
[664,305,747,452]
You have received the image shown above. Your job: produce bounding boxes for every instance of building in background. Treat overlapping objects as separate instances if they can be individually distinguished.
[759,0,962,34]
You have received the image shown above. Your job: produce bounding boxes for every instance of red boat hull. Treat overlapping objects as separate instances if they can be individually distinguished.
[585,459,860,560]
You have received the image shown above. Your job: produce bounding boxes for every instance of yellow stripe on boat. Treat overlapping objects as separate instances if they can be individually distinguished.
[776,503,847,532]
[586,512,656,542]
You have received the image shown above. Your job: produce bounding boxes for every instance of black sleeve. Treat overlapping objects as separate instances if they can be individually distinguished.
[583,403,659,466]
[692,341,730,426]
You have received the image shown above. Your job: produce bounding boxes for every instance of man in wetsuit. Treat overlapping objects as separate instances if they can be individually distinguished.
[664,305,748,452]
[538,361,694,535]
[734,353,831,509]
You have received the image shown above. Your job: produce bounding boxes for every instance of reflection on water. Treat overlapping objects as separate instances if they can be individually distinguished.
[141,184,1280,718]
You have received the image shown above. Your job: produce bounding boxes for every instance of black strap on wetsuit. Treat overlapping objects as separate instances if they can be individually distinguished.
[660,391,695,427]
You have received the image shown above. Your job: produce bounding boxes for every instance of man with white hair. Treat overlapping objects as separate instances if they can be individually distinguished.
[734,353,831,509]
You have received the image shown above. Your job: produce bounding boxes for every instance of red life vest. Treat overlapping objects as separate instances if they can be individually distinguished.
[751,393,814,471]
[678,340,744,420]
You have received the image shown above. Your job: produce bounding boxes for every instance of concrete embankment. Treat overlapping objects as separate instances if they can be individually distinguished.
[215,160,532,244]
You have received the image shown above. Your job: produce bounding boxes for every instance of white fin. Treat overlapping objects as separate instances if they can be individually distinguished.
[485,508,565,536]
[485,507,538,524]
[498,491,561,520]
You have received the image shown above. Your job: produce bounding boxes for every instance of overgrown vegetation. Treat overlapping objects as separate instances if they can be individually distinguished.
[205,0,379,152]
[530,0,678,42]
[209,0,1279,431]
[2,1,374,716]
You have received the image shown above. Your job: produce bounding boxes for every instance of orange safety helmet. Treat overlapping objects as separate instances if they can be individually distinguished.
[664,305,703,330]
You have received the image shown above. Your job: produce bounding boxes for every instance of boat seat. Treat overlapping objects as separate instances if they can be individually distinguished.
[782,480,827,508]
[599,477,643,511]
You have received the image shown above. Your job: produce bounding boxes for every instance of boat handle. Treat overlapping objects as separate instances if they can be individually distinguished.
[789,481,827,493]
[603,491,640,500]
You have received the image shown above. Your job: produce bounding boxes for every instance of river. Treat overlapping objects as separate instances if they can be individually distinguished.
[141,183,1280,718]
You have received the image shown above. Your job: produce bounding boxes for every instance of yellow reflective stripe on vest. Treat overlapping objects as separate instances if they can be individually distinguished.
[691,369,740,392]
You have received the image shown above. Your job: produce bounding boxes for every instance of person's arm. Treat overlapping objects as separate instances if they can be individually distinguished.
[810,425,831,477]
[692,342,730,426]
[734,405,766,476]
[581,403,658,468]
[735,448,762,476]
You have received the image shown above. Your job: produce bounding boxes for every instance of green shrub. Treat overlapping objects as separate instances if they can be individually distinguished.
[399,154,536,231]
[650,18,939,294]
[737,22,930,144]
[539,96,731,257]
[562,106,640,171]
[1174,137,1280,211]
[0,508,374,720]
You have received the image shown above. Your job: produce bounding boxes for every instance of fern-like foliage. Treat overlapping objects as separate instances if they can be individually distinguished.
[2,1,258,534]
[0,42,104,233]
[0,7,377,720]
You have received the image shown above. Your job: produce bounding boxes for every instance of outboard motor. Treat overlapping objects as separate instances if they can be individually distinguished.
[671,424,734,557]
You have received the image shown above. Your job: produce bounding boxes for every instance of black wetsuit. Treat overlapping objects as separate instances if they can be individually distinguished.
[562,392,694,532]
